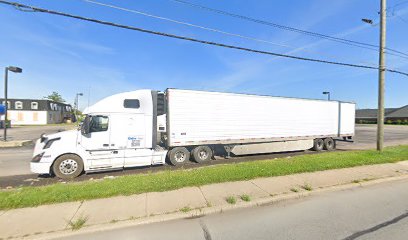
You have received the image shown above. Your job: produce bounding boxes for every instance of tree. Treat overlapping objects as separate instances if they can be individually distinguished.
[44,92,65,103]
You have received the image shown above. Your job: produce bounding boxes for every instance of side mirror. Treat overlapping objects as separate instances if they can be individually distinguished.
[81,115,91,135]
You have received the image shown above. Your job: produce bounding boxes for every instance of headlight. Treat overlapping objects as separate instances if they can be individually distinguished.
[43,137,61,149]
[32,152,45,163]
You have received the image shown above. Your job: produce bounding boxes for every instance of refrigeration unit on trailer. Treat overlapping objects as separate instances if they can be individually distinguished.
[30,89,355,179]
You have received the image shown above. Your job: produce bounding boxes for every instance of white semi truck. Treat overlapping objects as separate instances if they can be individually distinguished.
[31,89,355,179]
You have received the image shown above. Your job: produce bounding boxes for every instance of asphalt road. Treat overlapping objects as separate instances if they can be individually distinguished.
[0,146,32,177]
[1,124,407,188]
[58,178,408,240]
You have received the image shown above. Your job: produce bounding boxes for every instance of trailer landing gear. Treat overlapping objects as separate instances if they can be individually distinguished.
[223,145,233,159]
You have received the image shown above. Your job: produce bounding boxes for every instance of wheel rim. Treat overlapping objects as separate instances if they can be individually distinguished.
[327,141,333,148]
[318,141,323,148]
[174,151,186,163]
[198,149,208,159]
[59,159,78,175]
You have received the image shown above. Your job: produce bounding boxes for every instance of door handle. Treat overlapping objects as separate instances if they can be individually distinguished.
[112,150,118,154]
[103,144,109,147]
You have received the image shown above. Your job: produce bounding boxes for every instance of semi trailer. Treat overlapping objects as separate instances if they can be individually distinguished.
[31,89,355,179]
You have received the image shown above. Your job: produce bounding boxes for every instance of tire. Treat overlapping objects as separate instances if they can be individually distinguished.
[52,154,84,179]
[323,138,336,151]
[168,147,190,166]
[312,138,324,151]
[192,146,213,163]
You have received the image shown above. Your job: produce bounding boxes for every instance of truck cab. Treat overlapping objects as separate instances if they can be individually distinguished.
[30,90,167,179]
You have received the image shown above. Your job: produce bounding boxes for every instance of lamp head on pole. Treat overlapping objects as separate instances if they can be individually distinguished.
[7,66,22,73]
[362,18,374,25]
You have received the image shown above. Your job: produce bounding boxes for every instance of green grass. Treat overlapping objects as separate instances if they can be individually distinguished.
[301,183,313,191]
[290,188,299,192]
[180,206,192,213]
[240,194,251,202]
[68,216,88,230]
[226,196,236,204]
[1,145,408,210]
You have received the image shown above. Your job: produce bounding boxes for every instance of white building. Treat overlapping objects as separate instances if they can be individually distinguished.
[0,98,73,125]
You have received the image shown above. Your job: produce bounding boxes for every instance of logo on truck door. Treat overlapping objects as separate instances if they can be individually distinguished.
[127,136,142,147]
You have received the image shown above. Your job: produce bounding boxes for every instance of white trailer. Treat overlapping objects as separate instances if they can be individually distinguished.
[30,89,355,179]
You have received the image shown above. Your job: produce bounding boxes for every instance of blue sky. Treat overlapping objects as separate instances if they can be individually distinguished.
[0,0,407,110]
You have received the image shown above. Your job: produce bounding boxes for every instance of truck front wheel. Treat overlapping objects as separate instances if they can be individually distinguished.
[168,147,190,166]
[192,146,212,163]
[52,154,84,179]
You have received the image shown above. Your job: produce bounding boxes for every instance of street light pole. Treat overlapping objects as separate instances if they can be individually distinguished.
[3,66,22,141]
[3,68,8,141]
[322,91,331,101]
[74,93,83,123]
[377,0,386,152]
[75,93,83,113]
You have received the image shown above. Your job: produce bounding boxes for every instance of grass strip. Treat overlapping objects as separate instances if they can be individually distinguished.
[1,145,408,210]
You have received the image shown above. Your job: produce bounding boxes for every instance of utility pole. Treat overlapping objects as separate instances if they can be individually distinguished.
[377,0,386,152]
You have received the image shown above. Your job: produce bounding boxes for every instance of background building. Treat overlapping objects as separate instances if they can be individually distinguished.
[385,105,408,123]
[0,98,73,125]
[356,105,408,124]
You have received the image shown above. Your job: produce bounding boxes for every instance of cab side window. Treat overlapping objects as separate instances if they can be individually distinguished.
[90,116,109,132]
[124,99,140,109]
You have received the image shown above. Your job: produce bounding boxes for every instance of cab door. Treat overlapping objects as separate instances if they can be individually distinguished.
[123,114,153,167]
[79,115,123,169]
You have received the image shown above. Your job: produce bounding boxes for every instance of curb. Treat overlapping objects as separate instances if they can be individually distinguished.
[30,174,408,240]
[0,140,32,148]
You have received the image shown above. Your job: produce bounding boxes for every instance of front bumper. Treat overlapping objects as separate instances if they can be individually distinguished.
[30,162,52,175]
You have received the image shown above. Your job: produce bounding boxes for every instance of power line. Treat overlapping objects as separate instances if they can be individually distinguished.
[1,0,408,77]
[83,0,367,63]
[83,0,294,49]
[389,0,408,11]
[170,0,408,59]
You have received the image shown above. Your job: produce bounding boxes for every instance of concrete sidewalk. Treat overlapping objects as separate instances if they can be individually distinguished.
[1,161,408,239]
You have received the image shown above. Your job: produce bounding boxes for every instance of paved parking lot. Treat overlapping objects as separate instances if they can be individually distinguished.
[0,124,407,185]
[337,124,408,150]
[0,124,76,141]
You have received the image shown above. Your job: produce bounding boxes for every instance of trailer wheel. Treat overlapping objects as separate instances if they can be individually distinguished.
[323,138,335,151]
[52,154,84,179]
[168,147,190,165]
[312,138,324,151]
[192,146,213,163]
